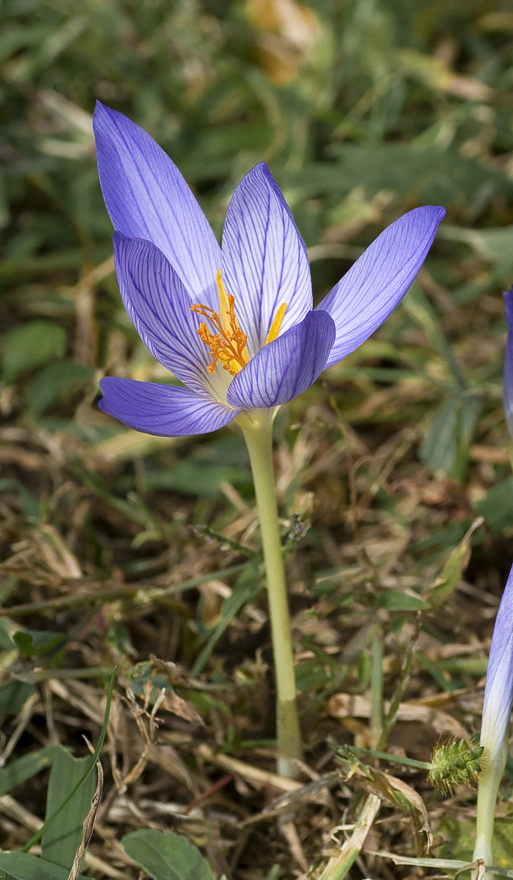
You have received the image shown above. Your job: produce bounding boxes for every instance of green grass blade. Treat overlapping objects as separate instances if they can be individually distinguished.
[21,668,115,854]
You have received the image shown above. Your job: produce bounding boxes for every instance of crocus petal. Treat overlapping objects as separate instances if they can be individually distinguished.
[99,378,239,436]
[503,288,513,443]
[113,233,216,397]
[317,206,446,368]
[226,310,335,408]
[93,103,221,307]
[222,163,312,357]
[481,563,513,763]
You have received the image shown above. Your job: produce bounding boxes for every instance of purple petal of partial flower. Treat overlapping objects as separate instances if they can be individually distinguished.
[317,206,445,368]
[481,563,513,762]
[113,233,215,396]
[99,378,239,436]
[226,310,335,409]
[222,163,312,357]
[503,288,513,443]
[93,103,221,307]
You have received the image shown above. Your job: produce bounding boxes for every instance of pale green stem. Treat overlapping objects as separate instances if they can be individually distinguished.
[371,634,384,750]
[473,740,507,879]
[238,412,302,778]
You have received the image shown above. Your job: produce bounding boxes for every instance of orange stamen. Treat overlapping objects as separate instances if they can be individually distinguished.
[191,271,249,376]
[191,271,288,377]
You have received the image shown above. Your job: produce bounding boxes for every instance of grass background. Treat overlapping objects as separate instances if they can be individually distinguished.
[2,0,513,877]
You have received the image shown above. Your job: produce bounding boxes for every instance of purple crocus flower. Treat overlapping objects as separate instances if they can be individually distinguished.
[503,287,513,442]
[93,103,445,437]
[480,563,513,764]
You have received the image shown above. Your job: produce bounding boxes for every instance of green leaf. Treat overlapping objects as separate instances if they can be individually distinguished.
[402,284,466,389]
[0,746,61,797]
[295,658,332,692]
[122,829,216,880]
[317,144,513,209]
[1,321,66,383]
[13,629,66,659]
[416,652,454,692]
[419,393,482,482]
[0,682,35,716]
[427,530,473,609]
[41,746,97,869]
[0,852,91,880]
[0,619,17,651]
[25,361,95,416]
[442,224,513,280]
[0,480,42,523]
[22,668,115,855]
[141,461,250,497]
[475,476,513,532]
[377,591,430,611]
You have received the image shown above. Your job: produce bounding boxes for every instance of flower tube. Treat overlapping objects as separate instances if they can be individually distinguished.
[473,564,513,875]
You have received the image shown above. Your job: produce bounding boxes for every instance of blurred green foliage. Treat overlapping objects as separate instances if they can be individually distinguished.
[3,0,513,285]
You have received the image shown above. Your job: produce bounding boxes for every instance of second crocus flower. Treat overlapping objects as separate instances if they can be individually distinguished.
[473,563,513,875]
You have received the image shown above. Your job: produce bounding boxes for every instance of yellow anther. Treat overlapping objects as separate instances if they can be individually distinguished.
[216,270,231,334]
[265,302,287,344]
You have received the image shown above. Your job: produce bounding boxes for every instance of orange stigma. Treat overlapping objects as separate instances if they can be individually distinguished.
[191,272,287,377]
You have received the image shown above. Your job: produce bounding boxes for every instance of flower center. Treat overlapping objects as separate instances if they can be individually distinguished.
[191,271,287,377]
